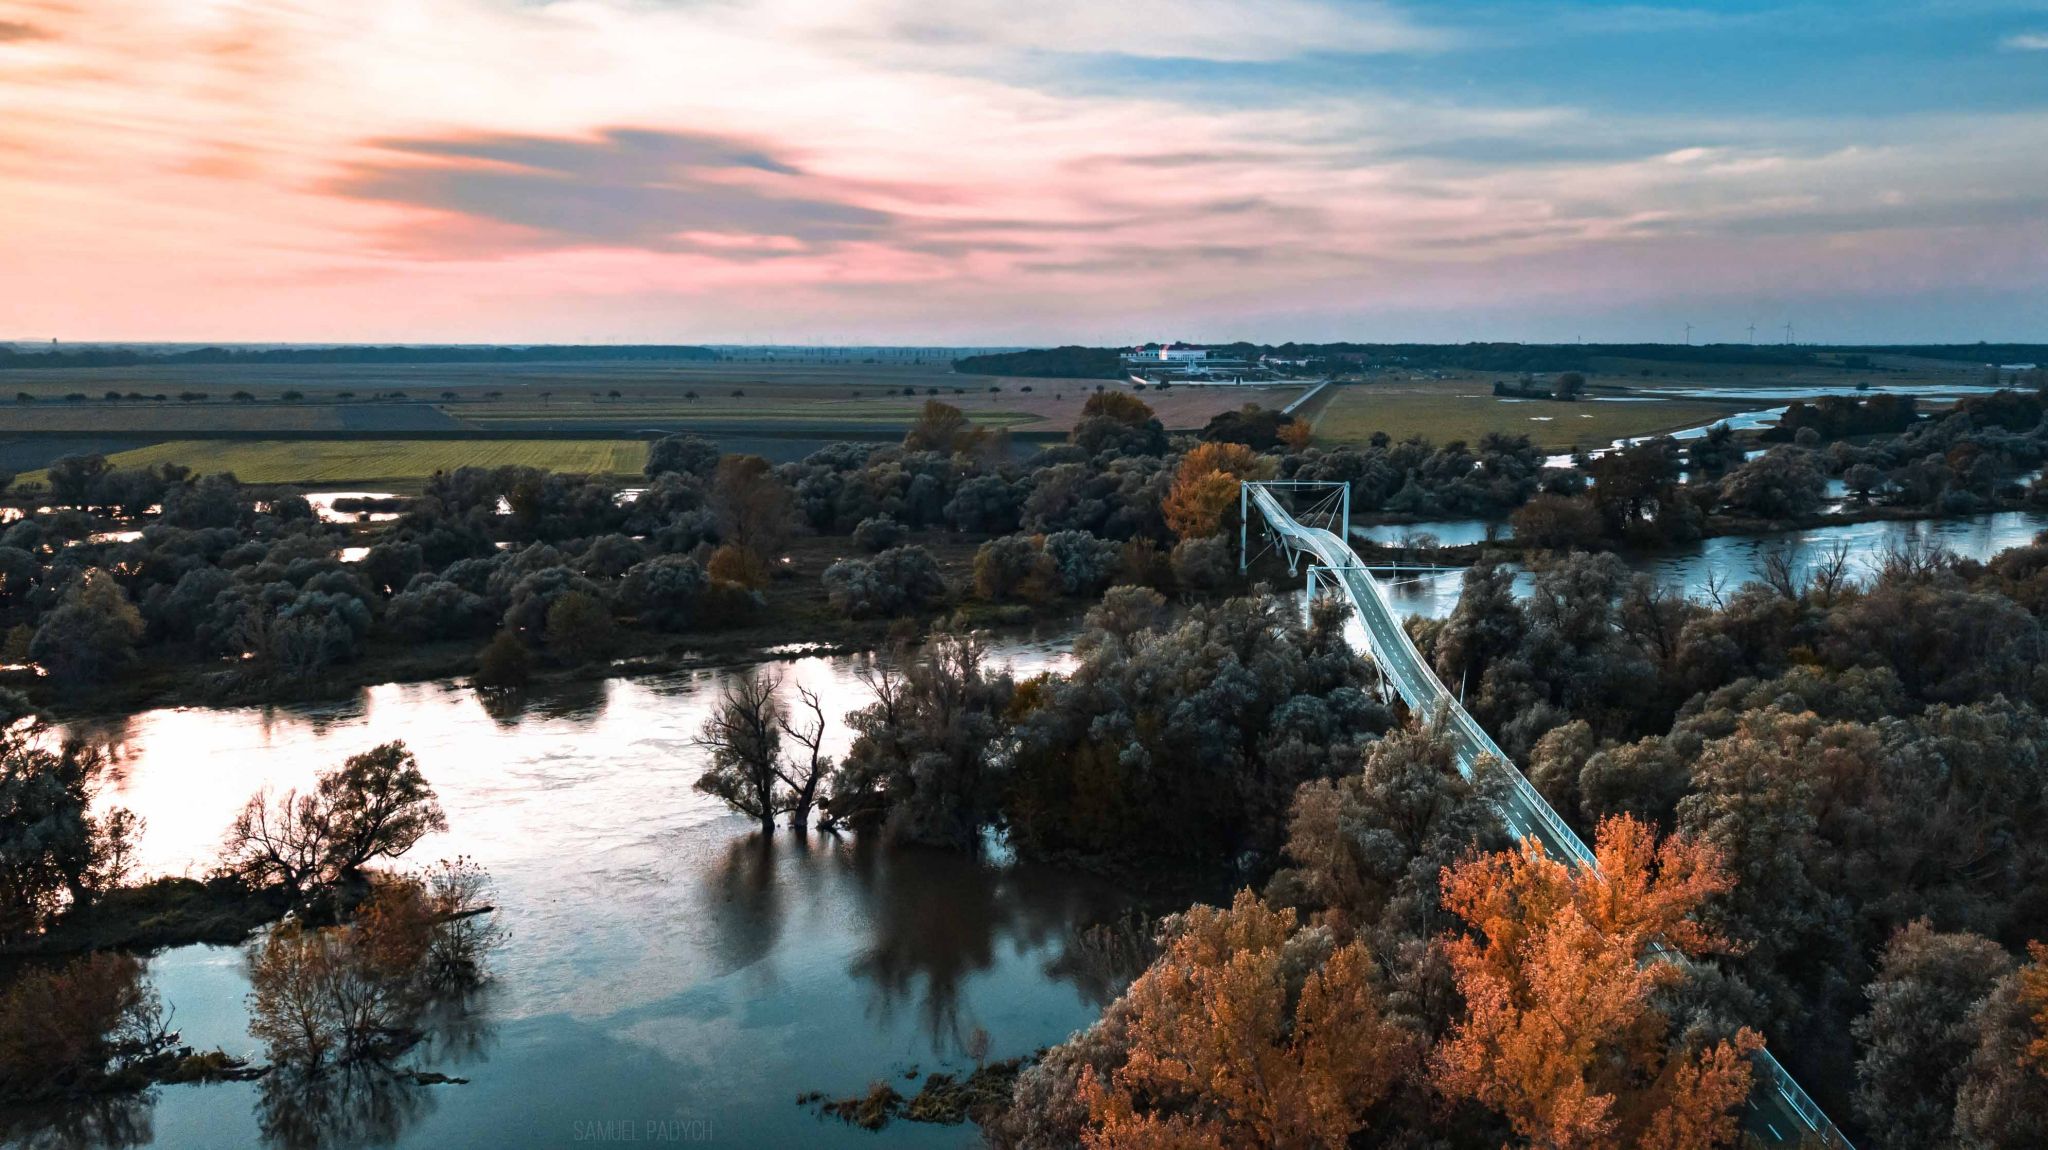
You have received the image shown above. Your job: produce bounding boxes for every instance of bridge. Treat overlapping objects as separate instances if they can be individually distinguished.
[1241,480,1852,1149]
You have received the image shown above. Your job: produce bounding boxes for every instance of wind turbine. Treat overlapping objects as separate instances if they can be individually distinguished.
[1683,322,1693,346]
[1746,322,1757,345]
[1783,321,1795,345]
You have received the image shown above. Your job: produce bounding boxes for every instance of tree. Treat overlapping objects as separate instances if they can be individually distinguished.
[543,589,614,664]
[0,951,170,1104]
[904,399,985,454]
[709,454,794,559]
[473,631,533,688]
[1851,920,2014,1149]
[1718,447,1826,519]
[1163,442,1264,540]
[1511,493,1606,550]
[645,434,720,480]
[827,633,1015,848]
[31,569,143,685]
[0,693,136,943]
[1267,721,1510,939]
[1953,941,2048,1148]
[1077,890,1418,1149]
[225,742,447,898]
[1431,816,1762,1150]
[776,685,833,831]
[694,672,785,832]
[246,866,498,1072]
[974,534,1058,603]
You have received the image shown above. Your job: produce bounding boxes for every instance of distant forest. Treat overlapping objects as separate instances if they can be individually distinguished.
[954,342,2048,378]
[0,344,722,370]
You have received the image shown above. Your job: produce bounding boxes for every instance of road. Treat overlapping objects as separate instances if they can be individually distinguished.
[1245,484,1851,1148]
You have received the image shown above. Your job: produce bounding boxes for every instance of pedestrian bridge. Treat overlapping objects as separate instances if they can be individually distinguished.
[1241,480,1852,1149]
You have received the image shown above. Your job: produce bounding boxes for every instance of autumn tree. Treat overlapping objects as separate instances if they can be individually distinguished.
[1078,890,1419,1149]
[0,951,170,1104]
[1431,815,1762,1150]
[904,399,986,454]
[1163,441,1267,540]
[1952,940,2048,1148]
[708,453,794,559]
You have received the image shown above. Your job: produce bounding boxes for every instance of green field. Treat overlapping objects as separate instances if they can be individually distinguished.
[1311,383,1747,451]
[24,439,651,487]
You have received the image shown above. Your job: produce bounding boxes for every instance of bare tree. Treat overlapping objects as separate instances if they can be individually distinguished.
[775,684,833,832]
[224,742,446,898]
[693,672,785,832]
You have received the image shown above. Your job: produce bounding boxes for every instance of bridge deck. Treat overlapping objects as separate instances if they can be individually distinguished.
[1244,483,1850,1149]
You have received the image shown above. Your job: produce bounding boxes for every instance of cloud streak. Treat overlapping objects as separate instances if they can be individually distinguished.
[0,0,2043,342]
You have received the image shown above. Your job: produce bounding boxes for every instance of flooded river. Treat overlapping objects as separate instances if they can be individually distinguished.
[1362,510,2048,620]
[25,635,1123,1150]
[15,509,2048,1148]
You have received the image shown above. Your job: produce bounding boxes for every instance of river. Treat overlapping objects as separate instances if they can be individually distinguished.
[1360,509,2048,620]
[18,634,1124,1150]
[16,510,2048,1148]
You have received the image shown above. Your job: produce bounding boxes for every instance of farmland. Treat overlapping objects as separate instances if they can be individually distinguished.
[27,439,651,487]
[1310,379,1749,450]
[0,360,1301,438]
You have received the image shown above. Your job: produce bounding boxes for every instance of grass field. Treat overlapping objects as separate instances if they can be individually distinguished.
[23,439,651,487]
[0,361,1304,436]
[1312,382,1749,450]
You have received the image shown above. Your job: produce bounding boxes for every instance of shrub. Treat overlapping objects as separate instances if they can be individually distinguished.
[852,514,907,553]
[823,546,946,619]
[707,542,769,590]
[544,590,614,664]
[973,534,1057,603]
[474,631,533,688]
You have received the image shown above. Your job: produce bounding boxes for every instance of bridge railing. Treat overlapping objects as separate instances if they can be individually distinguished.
[1246,481,1853,1149]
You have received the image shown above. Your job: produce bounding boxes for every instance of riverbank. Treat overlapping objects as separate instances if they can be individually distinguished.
[11,533,1094,721]
[1351,497,2047,568]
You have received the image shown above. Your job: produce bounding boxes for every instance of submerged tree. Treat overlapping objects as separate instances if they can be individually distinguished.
[0,951,171,1104]
[247,864,498,1072]
[693,671,786,832]
[827,634,1015,849]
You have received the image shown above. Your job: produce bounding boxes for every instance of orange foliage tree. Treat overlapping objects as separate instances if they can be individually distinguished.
[2023,940,2048,1074]
[1079,889,1418,1150]
[1431,815,1762,1150]
[1163,442,1268,540]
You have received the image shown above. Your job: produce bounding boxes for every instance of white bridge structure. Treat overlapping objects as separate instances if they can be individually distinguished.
[1241,480,1852,1149]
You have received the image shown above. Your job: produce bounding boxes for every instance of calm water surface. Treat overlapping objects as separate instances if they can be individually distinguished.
[30,635,1126,1150]
[1367,510,2048,619]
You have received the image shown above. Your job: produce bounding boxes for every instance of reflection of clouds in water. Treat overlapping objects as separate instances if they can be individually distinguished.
[75,631,1137,1147]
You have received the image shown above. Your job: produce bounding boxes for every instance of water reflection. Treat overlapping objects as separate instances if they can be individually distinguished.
[48,634,1106,1149]
[255,1067,435,1150]
[0,1095,155,1150]
[1371,510,2048,620]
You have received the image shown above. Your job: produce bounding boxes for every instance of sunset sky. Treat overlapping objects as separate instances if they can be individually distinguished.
[2,0,2045,345]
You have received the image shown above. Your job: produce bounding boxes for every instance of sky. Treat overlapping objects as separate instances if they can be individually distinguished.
[2,0,2046,345]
